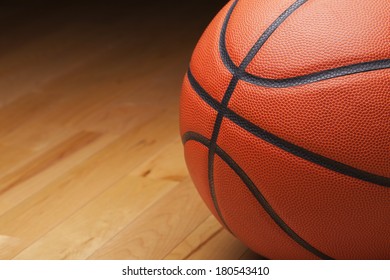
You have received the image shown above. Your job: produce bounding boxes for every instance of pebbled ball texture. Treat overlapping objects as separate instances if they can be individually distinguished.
[180,0,390,259]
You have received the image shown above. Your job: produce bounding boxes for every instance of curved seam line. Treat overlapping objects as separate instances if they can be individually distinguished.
[206,0,240,233]
[238,59,390,88]
[183,131,333,260]
[219,0,390,88]
[207,0,311,239]
[187,69,390,188]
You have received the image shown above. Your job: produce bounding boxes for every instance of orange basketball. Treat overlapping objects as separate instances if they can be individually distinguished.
[180,0,390,259]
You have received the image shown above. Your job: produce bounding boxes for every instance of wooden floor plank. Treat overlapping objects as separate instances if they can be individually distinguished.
[0,120,78,153]
[164,215,223,260]
[14,176,177,260]
[0,131,100,195]
[0,144,34,178]
[131,138,188,182]
[0,133,120,216]
[0,111,178,259]
[88,179,210,260]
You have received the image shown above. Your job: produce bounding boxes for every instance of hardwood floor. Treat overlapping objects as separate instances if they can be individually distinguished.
[0,0,263,260]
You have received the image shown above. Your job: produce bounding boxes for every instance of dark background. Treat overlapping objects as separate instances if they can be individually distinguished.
[0,0,228,70]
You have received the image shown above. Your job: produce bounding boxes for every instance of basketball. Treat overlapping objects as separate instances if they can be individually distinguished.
[179,0,390,259]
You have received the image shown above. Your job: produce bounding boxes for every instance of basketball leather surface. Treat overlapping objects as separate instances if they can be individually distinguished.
[180,0,390,259]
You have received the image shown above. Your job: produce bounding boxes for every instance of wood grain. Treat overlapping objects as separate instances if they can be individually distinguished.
[0,111,178,259]
[14,176,178,260]
[0,133,118,216]
[88,179,211,260]
[164,215,223,260]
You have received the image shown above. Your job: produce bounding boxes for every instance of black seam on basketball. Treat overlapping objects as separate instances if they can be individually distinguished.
[219,0,390,88]
[219,0,238,74]
[205,0,240,231]
[183,131,333,260]
[206,76,239,232]
[187,70,390,188]
[206,0,310,242]
[220,0,309,75]
[241,59,390,87]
